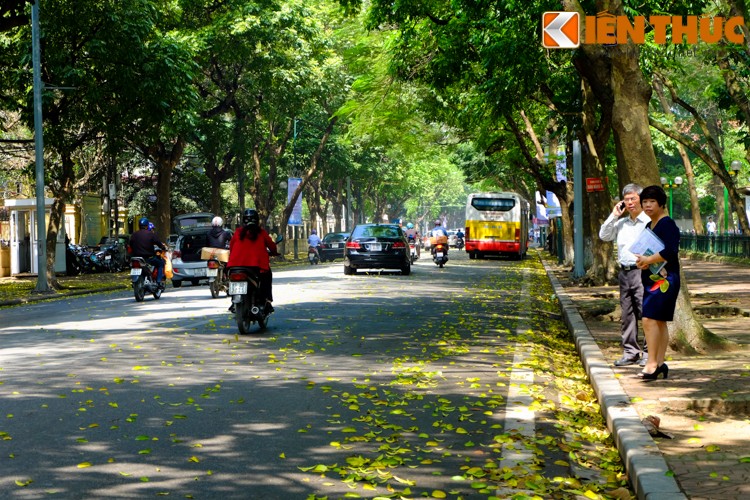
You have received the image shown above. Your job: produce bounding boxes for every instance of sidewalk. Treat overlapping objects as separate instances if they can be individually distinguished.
[545,256,750,500]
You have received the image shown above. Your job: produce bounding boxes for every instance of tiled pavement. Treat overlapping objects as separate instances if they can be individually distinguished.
[546,257,750,500]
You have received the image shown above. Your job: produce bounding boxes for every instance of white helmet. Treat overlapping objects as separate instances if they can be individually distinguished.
[211,216,223,227]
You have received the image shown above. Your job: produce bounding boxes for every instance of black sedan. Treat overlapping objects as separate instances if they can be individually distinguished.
[320,232,349,261]
[344,224,411,275]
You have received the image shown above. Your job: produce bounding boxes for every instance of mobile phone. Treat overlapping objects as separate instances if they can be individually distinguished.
[619,201,626,210]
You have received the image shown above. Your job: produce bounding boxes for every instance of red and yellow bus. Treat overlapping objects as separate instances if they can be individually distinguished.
[464,192,530,259]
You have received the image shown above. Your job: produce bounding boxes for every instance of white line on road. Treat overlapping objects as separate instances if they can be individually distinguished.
[497,269,536,495]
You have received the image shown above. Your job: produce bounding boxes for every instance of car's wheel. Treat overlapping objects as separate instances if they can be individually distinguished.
[401,262,411,275]
[172,279,182,288]
[344,264,354,275]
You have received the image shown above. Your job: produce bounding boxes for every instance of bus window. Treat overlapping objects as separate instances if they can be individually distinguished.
[471,198,515,211]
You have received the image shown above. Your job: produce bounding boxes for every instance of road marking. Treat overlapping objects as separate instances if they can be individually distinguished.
[497,269,536,496]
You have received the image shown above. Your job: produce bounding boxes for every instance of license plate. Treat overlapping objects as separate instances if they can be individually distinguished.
[436,252,444,258]
[194,267,207,277]
[130,268,142,276]
[368,243,382,251]
[207,269,218,277]
[332,243,340,248]
[229,282,248,295]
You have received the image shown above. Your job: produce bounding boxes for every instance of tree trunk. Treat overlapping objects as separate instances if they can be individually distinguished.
[145,138,186,242]
[579,78,615,284]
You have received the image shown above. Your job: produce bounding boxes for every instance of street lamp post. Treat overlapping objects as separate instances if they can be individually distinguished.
[724,161,742,233]
[660,176,683,216]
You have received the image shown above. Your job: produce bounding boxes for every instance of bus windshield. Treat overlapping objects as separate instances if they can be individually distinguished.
[471,197,516,211]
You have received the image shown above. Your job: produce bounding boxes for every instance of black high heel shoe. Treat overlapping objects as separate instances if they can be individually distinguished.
[640,363,669,380]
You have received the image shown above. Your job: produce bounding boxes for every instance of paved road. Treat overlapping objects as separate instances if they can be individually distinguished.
[0,252,630,499]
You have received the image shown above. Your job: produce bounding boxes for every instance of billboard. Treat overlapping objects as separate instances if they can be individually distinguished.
[287,177,303,226]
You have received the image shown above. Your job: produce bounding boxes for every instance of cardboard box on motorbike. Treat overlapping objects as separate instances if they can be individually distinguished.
[429,235,448,245]
[201,247,230,262]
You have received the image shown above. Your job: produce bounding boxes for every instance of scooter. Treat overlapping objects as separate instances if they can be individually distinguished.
[207,258,229,299]
[407,236,419,264]
[432,242,449,268]
[308,245,321,265]
[228,235,283,334]
[456,237,464,251]
[130,254,165,302]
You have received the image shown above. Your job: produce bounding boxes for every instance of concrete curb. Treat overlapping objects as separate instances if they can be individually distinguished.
[0,285,129,307]
[543,263,686,500]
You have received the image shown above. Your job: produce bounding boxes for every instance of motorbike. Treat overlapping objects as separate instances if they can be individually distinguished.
[228,235,283,334]
[207,258,229,298]
[130,253,165,302]
[308,244,321,265]
[432,242,449,268]
[456,237,465,251]
[407,236,419,264]
[94,243,123,273]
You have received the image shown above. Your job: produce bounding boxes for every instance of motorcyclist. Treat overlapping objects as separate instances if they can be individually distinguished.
[128,217,168,287]
[404,222,420,257]
[430,220,449,255]
[207,216,231,249]
[307,229,322,259]
[456,228,465,248]
[226,209,278,313]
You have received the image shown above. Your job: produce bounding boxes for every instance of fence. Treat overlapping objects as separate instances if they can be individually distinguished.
[680,233,750,258]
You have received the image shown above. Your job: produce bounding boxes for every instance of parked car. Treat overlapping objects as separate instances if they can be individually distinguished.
[170,212,216,288]
[344,224,411,275]
[320,232,349,262]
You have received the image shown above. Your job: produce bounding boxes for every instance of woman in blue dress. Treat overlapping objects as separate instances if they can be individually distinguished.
[634,185,680,380]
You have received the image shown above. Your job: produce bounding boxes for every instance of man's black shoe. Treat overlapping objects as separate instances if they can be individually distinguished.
[228,303,236,313]
[614,356,639,367]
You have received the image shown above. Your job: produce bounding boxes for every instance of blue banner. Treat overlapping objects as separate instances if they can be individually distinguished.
[287,177,303,226]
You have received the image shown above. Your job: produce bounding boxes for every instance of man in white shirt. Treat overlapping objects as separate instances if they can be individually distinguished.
[599,183,651,367]
[706,217,717,236]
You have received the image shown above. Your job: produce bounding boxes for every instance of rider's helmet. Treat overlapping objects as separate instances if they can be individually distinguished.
[406,223,414,229]
[434,219,442,226]
[311,229,317,235]
[242,208,259,226]
[147,222,155,232]
[211,216,223,227]
[138,217,149,229]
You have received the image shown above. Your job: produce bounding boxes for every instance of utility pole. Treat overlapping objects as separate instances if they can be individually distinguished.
[31,0,49,292]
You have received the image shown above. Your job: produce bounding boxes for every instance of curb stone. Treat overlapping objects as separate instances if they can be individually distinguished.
[543,263,686,500]
[0,285,129,307]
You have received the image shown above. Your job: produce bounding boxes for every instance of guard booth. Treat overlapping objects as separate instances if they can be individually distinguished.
[5,198,66,275]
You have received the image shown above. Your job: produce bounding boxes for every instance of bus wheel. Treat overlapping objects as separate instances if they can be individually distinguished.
[469,252,476,260]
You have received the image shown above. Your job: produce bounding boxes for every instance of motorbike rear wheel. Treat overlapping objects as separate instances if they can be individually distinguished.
[133,275,146,302]
[235,300,254,335]
[210,275,221,299]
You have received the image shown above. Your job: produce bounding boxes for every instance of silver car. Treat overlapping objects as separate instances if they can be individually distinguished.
[170,212,215,288]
